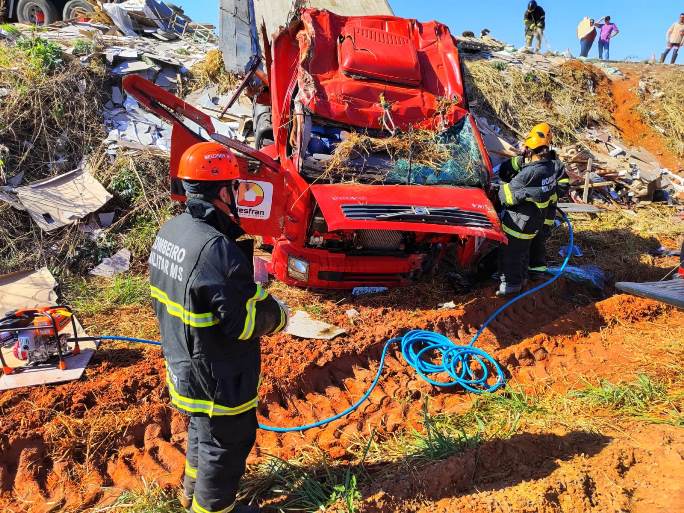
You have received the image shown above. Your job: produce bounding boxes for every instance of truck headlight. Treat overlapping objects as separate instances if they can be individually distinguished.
[287,256,309,282]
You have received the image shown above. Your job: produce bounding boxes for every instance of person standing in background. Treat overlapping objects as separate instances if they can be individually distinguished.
[524,1,546,52]
[660,13,684,64]
[596,16,619,60]
[578,17,597,58]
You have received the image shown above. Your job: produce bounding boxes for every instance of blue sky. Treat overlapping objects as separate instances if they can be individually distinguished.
[177,0,682,61]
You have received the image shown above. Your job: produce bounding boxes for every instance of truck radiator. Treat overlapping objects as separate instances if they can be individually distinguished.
[356,230,403,250]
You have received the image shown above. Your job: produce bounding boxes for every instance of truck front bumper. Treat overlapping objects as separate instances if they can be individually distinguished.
[270,241,425,289]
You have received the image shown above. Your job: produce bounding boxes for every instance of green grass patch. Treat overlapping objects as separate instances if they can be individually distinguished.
[15,36,63,71]
[571,374,682,424]
[107,481,185,513]
[72,39,94,56]
[410,401,483,460]
[244,456,363,513]
[64,275,151,317]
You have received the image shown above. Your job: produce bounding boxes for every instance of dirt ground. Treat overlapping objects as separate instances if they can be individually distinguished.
[610,64,684,172]
[0,282,682,512]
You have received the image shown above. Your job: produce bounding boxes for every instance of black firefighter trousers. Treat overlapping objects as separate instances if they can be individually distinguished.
[183,410,258,513]
[529,225,551,272]
[498,235,533,290]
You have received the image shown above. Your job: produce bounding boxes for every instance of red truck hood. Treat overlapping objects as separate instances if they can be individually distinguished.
[311,184,505,243]
[294,9,466,131]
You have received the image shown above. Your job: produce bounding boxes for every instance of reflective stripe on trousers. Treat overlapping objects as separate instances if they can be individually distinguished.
[185,460,198,479]
[166,366,257,417]
[192,497,235,513]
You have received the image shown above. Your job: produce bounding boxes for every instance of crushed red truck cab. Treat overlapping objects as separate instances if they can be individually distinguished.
[125,8,505,289]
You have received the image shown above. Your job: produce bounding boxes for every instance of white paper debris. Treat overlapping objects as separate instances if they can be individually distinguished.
[90,249,132,278]
[0,169,112,232]
[285,311,347,340]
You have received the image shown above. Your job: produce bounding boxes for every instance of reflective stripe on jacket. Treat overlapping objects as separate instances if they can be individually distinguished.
[149,201,285,417]
[499,157,560,239]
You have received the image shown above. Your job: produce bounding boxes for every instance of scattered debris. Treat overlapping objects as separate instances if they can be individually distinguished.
[345,308,360,320]
[90,248,132,278]
[285,311,346,340]
[253,256,270,284]
[0,268,58,313]
[560,245,584,258]
[547,265,607,290]
[352,287,389,297]
[0,168,112,232]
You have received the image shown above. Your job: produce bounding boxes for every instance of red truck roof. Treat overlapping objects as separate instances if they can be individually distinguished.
[293,9,467,131]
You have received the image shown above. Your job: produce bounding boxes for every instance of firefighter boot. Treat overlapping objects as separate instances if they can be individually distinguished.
[179,493,192,510]
[496,280,522,297]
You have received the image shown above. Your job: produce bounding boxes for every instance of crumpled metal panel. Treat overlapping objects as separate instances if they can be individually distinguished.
[297,9,466,131]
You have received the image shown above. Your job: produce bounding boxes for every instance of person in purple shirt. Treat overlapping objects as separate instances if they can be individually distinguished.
[596,15,620,60]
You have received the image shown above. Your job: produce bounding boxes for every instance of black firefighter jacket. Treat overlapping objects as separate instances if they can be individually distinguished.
[498,158,565,240]
[149,200,286,417]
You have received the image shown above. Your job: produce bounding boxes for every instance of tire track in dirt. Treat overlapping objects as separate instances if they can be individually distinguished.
[0,291,674,512]
[253,294,670,460]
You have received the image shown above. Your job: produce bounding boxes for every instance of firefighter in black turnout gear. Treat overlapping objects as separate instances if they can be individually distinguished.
[496,123,568,296]
[149,142,287,513]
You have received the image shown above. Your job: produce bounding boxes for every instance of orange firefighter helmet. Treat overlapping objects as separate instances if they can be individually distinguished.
[177,142,240,181]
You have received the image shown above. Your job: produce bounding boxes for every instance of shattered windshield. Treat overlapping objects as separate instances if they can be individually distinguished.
[301,115,489,188]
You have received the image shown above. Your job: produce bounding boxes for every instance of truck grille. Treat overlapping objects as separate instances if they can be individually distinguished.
[341,205,493,229]
[356,230,403,250]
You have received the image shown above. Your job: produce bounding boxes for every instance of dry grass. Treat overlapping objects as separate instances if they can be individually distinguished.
[187,48,239,94]
[0,39,107,183]
[546,206,683,283]
[464,59,612,145]
[325,130,451,177]
[43,406,146,474]
[637,68,684,157]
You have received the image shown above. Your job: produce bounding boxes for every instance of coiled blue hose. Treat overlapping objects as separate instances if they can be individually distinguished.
[97,211,574,433]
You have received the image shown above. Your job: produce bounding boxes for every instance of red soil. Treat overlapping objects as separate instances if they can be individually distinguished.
[0,286,681,512]
[610,71,683,171]
[359,424,684,513]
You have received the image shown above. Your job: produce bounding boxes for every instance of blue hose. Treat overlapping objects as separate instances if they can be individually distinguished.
[98,211,574,433]
[98,335,161,346]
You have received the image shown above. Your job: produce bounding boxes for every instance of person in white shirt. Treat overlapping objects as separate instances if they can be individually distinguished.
[661,13,684,64]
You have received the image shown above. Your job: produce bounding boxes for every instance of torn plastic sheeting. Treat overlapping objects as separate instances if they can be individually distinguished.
[143,0,191,36]
[547,265,606,290]
[103,4,139,37]
[475,116,519,166]
[1,169,112,232]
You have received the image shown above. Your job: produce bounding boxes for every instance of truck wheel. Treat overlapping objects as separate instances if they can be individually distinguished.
[16,0,59,25]
[63,0,95,21]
